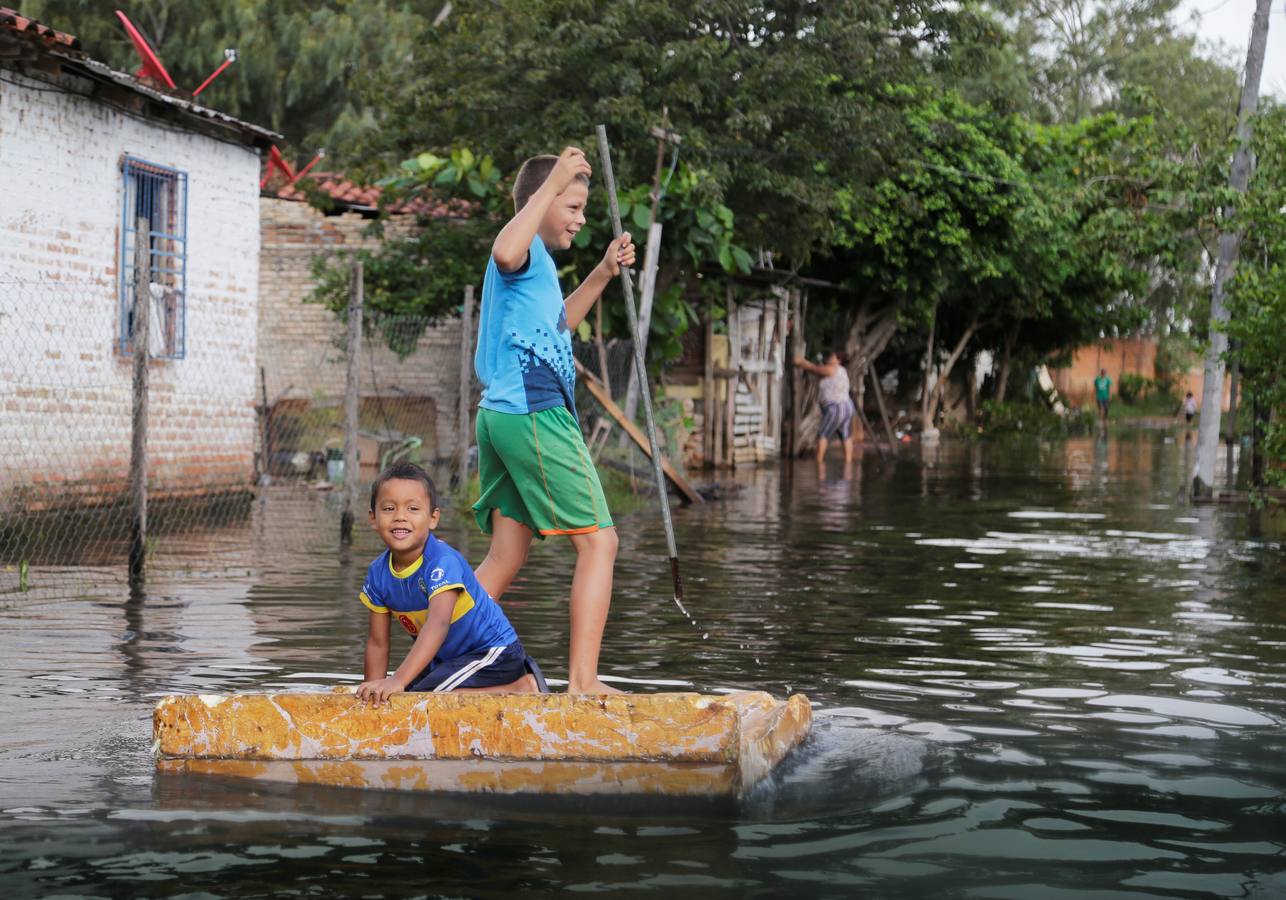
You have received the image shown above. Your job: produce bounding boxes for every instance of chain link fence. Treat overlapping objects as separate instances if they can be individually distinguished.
[1,269,719,600]
[0,275,469,598]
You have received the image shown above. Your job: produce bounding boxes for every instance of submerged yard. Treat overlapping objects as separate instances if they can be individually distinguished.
[0,431,1283,897]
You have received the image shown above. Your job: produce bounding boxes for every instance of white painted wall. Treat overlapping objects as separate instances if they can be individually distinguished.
[0,68,262,509]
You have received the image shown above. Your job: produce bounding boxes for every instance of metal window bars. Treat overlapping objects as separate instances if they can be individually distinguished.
[119,157,188,359]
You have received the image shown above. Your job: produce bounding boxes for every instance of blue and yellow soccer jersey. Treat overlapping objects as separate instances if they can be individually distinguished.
[359,535,518,661]
[474,235,578,419]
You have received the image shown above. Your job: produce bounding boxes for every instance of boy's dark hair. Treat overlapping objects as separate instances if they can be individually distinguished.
[512,155,590,211]
[369,462,439,512]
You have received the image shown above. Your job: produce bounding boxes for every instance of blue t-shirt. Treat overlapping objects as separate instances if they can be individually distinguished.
[359,535,518,661]
[474,235,578,419]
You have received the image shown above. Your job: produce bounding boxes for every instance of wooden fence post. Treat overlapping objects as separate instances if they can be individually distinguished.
[703,292,715,468]
[789,288,804,458]
[340,259,363,544]
[128,216,151,589]
[725,290,739,469]
[457,284,475,490]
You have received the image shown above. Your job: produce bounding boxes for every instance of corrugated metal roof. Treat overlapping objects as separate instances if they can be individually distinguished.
[0,7,280,144]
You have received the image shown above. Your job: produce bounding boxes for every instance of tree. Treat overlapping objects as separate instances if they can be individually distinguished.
[1224,104,1286,491]
[25,0,426,158]
[309,149,753,360]
[350,0,955,265]
[1193,0,1271,498]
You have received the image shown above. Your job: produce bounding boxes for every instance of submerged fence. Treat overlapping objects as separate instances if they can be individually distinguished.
[0,254,469,595]
[2,248,799,598]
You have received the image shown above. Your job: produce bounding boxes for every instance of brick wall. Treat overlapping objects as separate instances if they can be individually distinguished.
[0,69,261,512]
[1049,337,1230,410]
[258,197,469,461]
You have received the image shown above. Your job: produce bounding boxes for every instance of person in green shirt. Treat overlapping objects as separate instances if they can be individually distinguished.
[1094,369,1112,422]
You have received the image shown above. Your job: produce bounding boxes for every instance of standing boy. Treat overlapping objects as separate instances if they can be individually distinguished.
[356,462,543,704]
[471,146,634,695]
[1180,391,1198,426]
[1094,368,1112,423]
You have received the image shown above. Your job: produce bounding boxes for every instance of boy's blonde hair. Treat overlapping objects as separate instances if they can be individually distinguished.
[512,155,590,211]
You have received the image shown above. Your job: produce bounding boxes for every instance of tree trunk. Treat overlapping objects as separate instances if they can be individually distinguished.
[926,316,980,425]
[1226,344,1240,442]
[920,303,937,429]
[1193,0,1272,498]
[994,324,1018,404]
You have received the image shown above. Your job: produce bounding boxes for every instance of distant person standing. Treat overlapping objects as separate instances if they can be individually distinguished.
[793,350,856,469]
[1179,391,1198,427]
[1094,369,1112,423]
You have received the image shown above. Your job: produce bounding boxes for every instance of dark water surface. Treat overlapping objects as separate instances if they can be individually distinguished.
[2,433,1284,898]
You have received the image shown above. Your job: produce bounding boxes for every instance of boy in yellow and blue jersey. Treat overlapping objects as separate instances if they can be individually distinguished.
[356,462,546,703]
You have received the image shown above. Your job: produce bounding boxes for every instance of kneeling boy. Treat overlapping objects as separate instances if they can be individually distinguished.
[356,462,546,703]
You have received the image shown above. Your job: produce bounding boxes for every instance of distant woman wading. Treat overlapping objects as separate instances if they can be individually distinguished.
[793,351,856,466]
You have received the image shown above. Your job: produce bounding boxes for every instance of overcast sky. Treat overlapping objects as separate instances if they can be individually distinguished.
[1175,0,1286,97]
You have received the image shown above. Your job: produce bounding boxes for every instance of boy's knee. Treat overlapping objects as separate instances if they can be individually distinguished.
[572,526,617,557]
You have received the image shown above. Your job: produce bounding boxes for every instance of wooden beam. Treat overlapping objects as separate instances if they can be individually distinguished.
[703,293,715,468]
[574,360,704,505]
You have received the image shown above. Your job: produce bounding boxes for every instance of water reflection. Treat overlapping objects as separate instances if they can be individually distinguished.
[1,431,1284,897]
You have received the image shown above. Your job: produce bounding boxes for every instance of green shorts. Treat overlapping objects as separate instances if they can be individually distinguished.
[473,405,613,539]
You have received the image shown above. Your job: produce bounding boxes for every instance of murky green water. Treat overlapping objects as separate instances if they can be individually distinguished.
[2,432,1284,898]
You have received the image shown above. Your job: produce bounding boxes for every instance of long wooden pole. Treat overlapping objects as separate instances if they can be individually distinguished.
[340,259,363,543]
[595,125,687,616]
[128,216,151,589]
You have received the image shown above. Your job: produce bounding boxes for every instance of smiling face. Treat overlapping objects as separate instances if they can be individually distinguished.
[538,181,588,250]
[369,477,440,567]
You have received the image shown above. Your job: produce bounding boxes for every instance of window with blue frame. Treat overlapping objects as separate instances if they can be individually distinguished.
[118,157,187,359]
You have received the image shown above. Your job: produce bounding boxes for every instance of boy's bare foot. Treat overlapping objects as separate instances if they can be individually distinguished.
[452,673,538,694]
[567,678,624,695]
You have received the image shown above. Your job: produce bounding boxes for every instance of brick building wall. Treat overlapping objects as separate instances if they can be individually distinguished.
[1049,337,1230,411]
[257,197,468,462]
[0,69,262,512]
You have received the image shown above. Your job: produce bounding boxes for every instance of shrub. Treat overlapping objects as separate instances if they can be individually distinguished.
[974,400,1097,439]
[1118,372,1151,403]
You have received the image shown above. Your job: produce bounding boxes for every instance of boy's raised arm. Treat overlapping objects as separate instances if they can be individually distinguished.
[493,146,591,272]
[564,233,635,331]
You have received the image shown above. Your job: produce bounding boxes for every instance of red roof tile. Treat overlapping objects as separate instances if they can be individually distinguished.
[0,7,81,51]
[272,172,459,217]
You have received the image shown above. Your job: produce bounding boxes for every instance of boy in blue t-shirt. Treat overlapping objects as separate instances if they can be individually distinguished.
[356,462,546,704]
[471,146,634,695]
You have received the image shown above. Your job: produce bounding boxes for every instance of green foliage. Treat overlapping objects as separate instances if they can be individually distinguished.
[1117,373,1150,404]
[1225,105,1286,488]
[311,147,752,362]
[27,0,427,161]
[973,400,1096,438]
[350,0,951,264]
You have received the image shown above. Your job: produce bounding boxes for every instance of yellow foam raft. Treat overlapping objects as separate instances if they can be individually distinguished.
[154,690,812,798]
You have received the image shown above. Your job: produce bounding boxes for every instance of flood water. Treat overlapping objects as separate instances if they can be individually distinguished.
[1,431,1284,898]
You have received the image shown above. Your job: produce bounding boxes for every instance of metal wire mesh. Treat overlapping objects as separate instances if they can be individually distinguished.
[1,272,774,599]
[0,279,467,596]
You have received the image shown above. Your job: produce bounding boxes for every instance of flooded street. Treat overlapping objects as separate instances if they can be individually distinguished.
[1,431,1284,898]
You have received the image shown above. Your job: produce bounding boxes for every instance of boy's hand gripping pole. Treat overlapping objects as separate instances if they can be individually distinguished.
[595,125,688,618]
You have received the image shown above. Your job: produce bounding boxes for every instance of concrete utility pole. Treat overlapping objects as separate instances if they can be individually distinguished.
[1193,0,1272,498]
